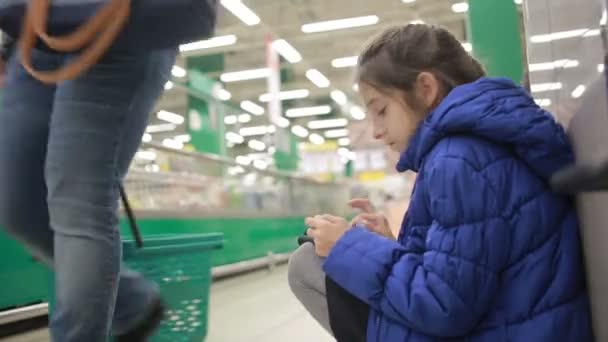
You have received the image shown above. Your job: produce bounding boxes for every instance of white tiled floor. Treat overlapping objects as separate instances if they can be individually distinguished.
[0,265,334,342]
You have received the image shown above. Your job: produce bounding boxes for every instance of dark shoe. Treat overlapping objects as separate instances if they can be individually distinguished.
[115,298,165,342]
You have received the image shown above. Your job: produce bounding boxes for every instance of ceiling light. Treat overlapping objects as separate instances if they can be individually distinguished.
[309,133,325,145]
[275,117,290,128]
[142,133,152,143]
[530,29,588,43]
[228,166,245,176]
[535,98,552,107]
[238,114,252,123]
[164,81,174,90]
[268,146,276,154]
[226,132,245,144]
[338,137,350,146]
[451,2,469,13]
[221,68,271,83]
[531,82,563,93]
[225,115,238,125]
[337,147,350,157]
[135,151,157,161]
[599,64,605,73]
[179,35,237,52]
[215,88,232,101]
[350,106,366,120]
[162,138,184,150]
[171,65,186,78]
[220,0,261,26]
[248,139,267,151]
[291,125,309,138]
[324,129,349,138]
[253,159,268,170]
[602,10,607,25]
[302,15,379,33]
[528,59,579,72]
[259,89,310,102]
[514,0,523,4]
[174,134,191,143]
[330,90,348,106]
[271,39,302,63]
[236,155,252,165]
[240,126,270,136]
[307,118,348,129]
[353,83,359,92]
[157,110,185,125]
[410,19,425,24]
[146,123,176,133]
[571,85,586,98]
[241,100,265,115]
[267,125,276,133]
[461,42,473,52]
[331,56,358,68]
[286,105,332,118]
[583,29,601,37]
[306,69,331,88]
[403,0,417,3]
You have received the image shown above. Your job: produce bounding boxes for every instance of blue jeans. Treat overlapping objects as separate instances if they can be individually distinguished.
[0,47,176,341]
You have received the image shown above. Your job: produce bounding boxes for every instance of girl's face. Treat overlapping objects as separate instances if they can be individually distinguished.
[358,73,442,153]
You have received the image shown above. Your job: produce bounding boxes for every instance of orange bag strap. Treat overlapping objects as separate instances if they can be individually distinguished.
[19,0,131,84]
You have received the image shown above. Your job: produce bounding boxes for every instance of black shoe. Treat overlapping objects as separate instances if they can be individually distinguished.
[115,298,165,342]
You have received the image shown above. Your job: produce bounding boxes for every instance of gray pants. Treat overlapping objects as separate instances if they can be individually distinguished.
[287,243,333,335]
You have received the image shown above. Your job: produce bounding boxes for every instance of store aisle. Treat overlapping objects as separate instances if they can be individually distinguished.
[0,265,333,342]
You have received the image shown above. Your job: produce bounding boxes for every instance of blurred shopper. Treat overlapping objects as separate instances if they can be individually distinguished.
[289,24,592,341]
[0,1,217,341]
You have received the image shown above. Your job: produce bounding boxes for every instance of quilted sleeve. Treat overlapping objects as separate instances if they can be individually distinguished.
[323,155,510,337]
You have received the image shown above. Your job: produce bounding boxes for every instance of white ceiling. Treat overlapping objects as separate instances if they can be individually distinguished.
[149,0,469,153]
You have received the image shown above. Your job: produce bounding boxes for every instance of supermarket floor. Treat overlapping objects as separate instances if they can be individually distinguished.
[0,264,334,342]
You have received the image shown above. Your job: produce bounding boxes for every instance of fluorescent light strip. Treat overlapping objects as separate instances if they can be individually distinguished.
[179,35,237,52]
[531,82,563,93]
[599,64,605,73]
[226,132,245,144]
[451,2,469,13]
[302,15,379,33]
[272,39,302,63]
[528,59,579,72]
[220,0,261,26]
[350,106,366,120]
[162,138,184,150]
[157,110,185,125]
[164,81,174,90]
[240,125,269,136]
[236,155,252,165]
[248,140,266,151]
[324,129,349,138]
[142,133,152,142]
[331,56,358,68]
[225,115,238,125]
[286,105,332,118]
[253,159,268,170]
[306,69,330,88]
[331,90,348,105]
[571,85,586,98]
[215,88,232,101]
[535,98,552,107]
[308,118,348,129]
[146,124,176,133]
[240,101,265,115]
[291,125,309,138]
[461,42,473,52]
[136,151,157,161]
[338,137,350,146]
[259,89,310,102]
[239,114,252,123]
[171,65,186,78]
[221,68,270,83]
[403,0,417,3]
[174,134,191,143]
[309,133,325,145]
[274,117,290,128]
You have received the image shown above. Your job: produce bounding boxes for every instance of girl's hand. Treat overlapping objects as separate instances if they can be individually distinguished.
[305,215,350,257]
[349,198,395,240]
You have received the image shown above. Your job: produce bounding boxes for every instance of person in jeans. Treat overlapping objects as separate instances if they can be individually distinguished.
[288,24,593,341]
[0,39,176,341]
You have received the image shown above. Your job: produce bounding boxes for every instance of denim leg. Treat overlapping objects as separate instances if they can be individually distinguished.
[0,48,176,341]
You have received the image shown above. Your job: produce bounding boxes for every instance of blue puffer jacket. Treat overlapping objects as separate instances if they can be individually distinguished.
[323,77,593,341]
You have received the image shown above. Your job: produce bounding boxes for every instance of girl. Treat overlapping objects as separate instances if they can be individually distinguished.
[288,24,593,341]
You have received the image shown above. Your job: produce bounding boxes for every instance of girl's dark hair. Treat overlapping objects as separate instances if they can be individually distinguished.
[357,24,486,94]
